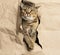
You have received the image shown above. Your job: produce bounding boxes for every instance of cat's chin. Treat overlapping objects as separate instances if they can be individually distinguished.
[22,16,35,23]
[27,16,35,21]
[25,16,35,22]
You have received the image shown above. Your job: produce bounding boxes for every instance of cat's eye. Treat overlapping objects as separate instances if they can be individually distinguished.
[31,11,34,14]
[22,10,24,12]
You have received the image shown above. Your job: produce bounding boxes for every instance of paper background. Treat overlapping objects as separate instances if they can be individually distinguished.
[0,0,60,55]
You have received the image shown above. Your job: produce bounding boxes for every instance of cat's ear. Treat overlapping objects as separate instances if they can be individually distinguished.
[35,4,41,9]
[20,0,26,8]
[21,0,26,3]
[20,3,24,8]
[21,0,23,3]
[35,6,40,9]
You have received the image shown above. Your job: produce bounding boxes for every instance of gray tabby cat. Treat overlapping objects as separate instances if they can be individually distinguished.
[17,0,42,51]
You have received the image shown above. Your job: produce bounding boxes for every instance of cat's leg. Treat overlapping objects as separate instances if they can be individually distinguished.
[28,21,38,42]
[23,29,34,51]
[29,30,42,49]
[29,22,42,49]
[28,29,36,42]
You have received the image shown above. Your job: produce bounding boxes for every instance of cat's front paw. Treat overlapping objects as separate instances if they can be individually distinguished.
[28,41,34,51]
[23,38,34,51]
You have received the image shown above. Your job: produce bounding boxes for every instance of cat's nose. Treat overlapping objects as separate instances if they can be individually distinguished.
[26,12,30,14]
[27,14,30,16]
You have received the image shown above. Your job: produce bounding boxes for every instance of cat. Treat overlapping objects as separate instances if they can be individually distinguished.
[17,0,42,51]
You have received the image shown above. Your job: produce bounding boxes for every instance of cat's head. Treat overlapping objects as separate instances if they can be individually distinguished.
[20,0,40,21]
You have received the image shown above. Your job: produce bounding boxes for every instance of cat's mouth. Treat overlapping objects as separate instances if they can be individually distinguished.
[22,16,35,21]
